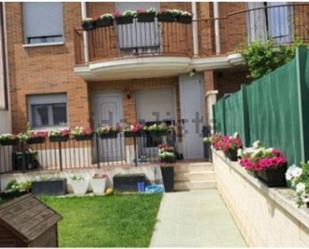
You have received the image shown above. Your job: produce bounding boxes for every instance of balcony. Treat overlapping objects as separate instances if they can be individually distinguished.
[73,21,196,80]
[219,3,309,54]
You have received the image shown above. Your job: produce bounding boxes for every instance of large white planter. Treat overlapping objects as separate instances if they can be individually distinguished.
[91,178,107,194]
[70,179,89,195]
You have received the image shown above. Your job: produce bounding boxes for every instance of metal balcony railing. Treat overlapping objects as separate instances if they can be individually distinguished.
[74,20,193,64]
[219,3,309,54]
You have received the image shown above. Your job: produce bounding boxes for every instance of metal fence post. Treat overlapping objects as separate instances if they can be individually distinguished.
[58,141,63,171]
[96,134,100,169]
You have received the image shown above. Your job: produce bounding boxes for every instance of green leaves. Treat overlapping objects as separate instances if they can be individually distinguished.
[241,40,303,80]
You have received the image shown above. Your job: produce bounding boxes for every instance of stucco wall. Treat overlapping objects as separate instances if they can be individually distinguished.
[213,150,309,247]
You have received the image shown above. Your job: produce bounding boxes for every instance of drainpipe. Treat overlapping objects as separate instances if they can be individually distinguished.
[81,2,89,63]
[213,2,221,55]
[192,2,199,57]
[2,3,11,131]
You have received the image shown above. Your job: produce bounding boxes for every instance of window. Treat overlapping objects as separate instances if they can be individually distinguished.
[23,2,64,44]
[247,2,292,44]
[28,94,67,129]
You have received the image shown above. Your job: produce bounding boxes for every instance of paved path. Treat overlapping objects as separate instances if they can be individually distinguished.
[150,190,247,247]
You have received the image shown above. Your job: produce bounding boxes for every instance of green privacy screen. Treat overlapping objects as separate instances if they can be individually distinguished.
[213,46,309,165]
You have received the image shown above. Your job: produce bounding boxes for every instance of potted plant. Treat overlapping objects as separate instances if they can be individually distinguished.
[136,8,156,22]
[221,132,242,161]
[144,123,168,136]
[72,126,93,141]
[0,133,19,146]
[203,133,224,151]
[239,141,287,187]
[31,176,67,196]
[176,10,192,24]
[91,173,109,194]
[114,10,136,25]
[158,144,176,192]
[157,9,175,22]
[124,123,144,137]
[70,175,88,195]
[82,17,96,31]
[2,180,32,200]
[96,13,114,28]
[97,125,121,139]
[285,163,309,208]
[49,128,70,142]
[18,130,48,145]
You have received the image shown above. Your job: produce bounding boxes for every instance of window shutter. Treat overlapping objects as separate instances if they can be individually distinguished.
[23,2,64,43]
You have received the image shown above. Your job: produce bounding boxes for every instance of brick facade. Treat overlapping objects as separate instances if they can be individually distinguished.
[6,2,304,134]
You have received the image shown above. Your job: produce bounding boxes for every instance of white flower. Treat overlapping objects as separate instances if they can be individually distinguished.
[296,182,306,193]
[252,140,261,149]
[285,165,303,182]
[232,132,239,138]
[237,148,243,157]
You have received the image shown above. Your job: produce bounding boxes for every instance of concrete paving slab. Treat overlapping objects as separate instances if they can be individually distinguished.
[150,190,247,247]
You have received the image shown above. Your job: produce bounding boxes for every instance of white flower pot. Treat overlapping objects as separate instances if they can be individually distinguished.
[71,179,88,195]
[91,178,107,194]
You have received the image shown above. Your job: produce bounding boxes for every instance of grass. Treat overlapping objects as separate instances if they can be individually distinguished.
[42,194,162,247]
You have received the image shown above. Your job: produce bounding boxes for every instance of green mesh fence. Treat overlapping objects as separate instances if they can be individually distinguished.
[213,46,309,165]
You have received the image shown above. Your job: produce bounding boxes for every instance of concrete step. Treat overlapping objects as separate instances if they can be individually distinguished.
[174,171,215,182]
[174,180,216,191]
[174,162,213,173]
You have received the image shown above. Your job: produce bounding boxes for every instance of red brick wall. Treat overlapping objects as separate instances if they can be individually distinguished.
[6,3,90,133]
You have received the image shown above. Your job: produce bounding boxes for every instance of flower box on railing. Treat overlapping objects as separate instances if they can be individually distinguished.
[20,131,49,145]
[82,18,96,31]
[96,14,114,28]
[144,123,169,137]
[177,13,192,24]
[72,127,93,141]
[115,10,136,25]
[157,12,175,22]
[49,129,70,143]
[0,134,19,146]
[136,8,156,23]
[124,123,144,138]
[97,126,121,139]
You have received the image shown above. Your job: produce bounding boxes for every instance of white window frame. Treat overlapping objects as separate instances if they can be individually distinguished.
[22,2,65,46]
[28,94,68,130]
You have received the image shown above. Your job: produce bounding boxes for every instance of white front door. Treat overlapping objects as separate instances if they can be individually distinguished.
[94,92,124,162]
[179,74,205,160]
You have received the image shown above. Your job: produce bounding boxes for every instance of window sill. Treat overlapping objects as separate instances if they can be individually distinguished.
[31,126,69,132]
[22,41,65,48]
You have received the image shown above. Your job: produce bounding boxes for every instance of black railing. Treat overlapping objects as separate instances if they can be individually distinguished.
[0,132,175,174]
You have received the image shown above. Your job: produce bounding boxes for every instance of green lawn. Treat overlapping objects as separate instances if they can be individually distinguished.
[42,194,162,247]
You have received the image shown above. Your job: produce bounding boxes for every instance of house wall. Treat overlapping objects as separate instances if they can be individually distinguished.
[88,77,181,128]
[5,3,90,133]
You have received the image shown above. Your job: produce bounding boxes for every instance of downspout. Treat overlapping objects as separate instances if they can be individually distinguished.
[81,2,89,63]
[213,2,221,55]
[2,3,11,130]
[192,2,199,57]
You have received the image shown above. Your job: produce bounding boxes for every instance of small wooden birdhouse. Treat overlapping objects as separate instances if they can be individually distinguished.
[0,194,62,247]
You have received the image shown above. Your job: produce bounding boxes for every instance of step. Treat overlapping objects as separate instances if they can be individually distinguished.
[174,171,215,182]
[174,163,214,173]
[174,180,216,191]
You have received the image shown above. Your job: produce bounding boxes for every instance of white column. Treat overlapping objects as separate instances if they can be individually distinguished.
[81,2,89,63]
[206,90,218,133]
[191,2,199,57]
[213,2,221,55]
